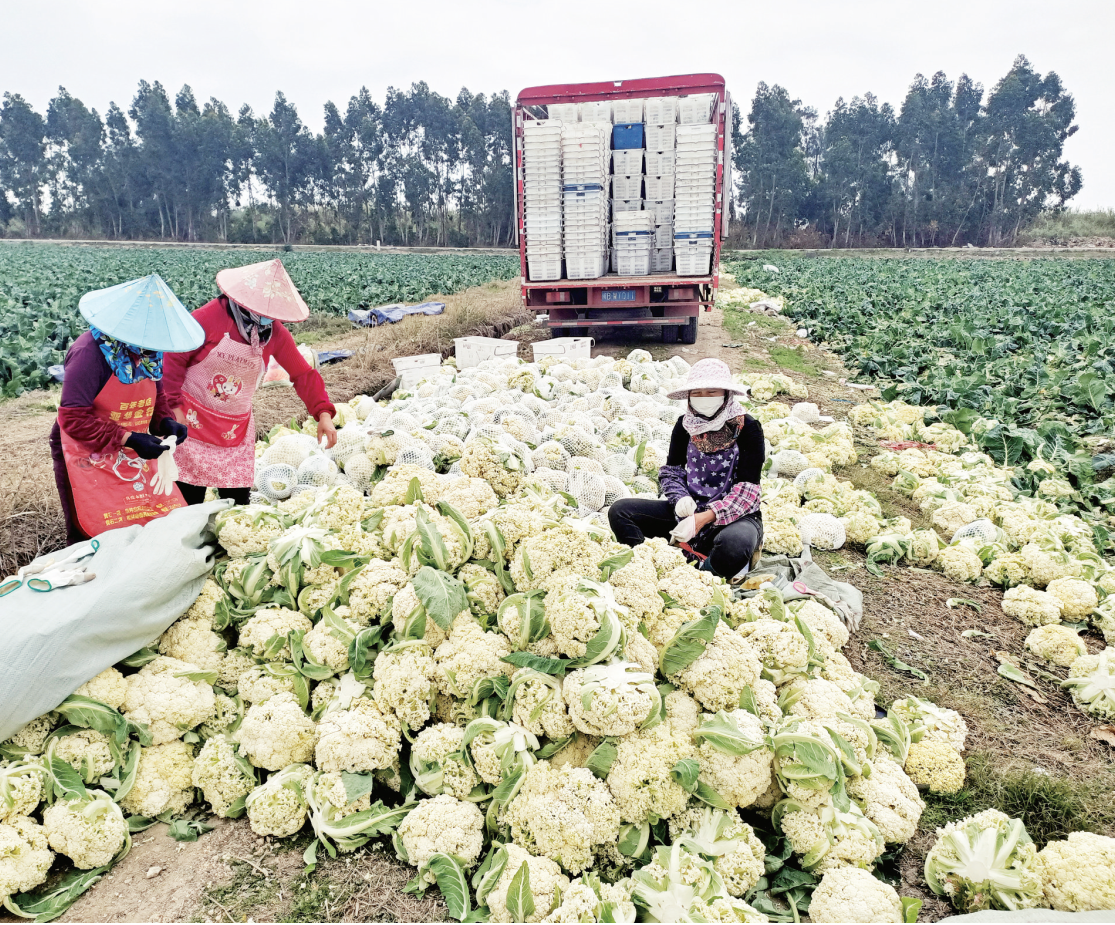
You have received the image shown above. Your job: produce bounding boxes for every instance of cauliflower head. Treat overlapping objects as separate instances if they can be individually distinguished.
[0,816,53,901]
[314,697,401,772]
[73,667,128,710]
[1001,586,1063,627]
[905,738,966,794]
[192,734,256,818]
[122,655,217,745]
[396,794,485,881]
[809,865,903,923]
[119,741,195,817]
[483,842,570,924]
[239,691,318,771]
[1036,831,1115,912]
[847,754,924,843]
[42,790,127,869]
[606,722,694,825]
[244,763,313,837]
[1024,624,1087,668]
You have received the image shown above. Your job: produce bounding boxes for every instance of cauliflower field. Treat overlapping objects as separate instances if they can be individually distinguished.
[3,347,1114,924]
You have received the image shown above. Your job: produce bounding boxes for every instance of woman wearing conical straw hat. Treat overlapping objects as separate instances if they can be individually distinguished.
[50,274,203,544]
[161,259,337,505]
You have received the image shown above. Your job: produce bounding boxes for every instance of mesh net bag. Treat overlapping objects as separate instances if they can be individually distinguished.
[385,412,420,432]
[603,420,650,450]
[603,453,638,482]
[258,463,298,501]
[628,474,658,495]
[448,461,463,475]
[344,453,376,492]
[532,467,569,493]
[548,363,574,382]
[597,371,624,391]
[627,349,653,364]
[290,485,320,498]
[568,456,604,475]
[396,445,436,471]
[789,402,822,424]
[469,423,507,443]
[261,434,319,468]
[435,414,471,440]
[556,426,598,458]
[330,427,367,467]
[518,396,549,418]
[297,454,339,487]
[771,449,811,479]
[249,491,268,505]
[952,519,1000,545]
[668,356,691,376]
[793,467,828,489]
[500,415,542,446]
[602,475,629,506]
[799,513,846,550]
[532,442,570,472]
[449,384,477,404]
[568,469,607,512]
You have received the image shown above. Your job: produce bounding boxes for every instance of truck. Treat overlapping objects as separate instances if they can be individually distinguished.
[514,73,731,345]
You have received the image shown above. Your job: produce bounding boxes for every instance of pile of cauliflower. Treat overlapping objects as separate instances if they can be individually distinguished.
[3,352,1113,924]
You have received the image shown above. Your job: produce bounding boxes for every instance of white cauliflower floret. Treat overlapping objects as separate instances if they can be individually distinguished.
[239,692,318,771]
[695,709,775,809]
[484,842,570,923]
[735,619,810,685]
[396,794,485,881]
[564,662,659,737]
[42,791,127,869]
[608,553,665,624]
[937,544,984,583]
[510,671,575,739]
[1024,624,1087,668]
[51,729,115,783]
[192,734,256,818]
[1001,586,1063,627]
[511,526,608,594]
[433,617,512,700]
[658,564,723,611]
[540,875,635,923]
[244,764,313,837]
[313,485,366,530]
[637,537,687,578]
[779,799,885,872]
[792,600,850,651]
[122,655,216,745]
[504,761,620,875]
[0,816,53,901]
[780,678,854,720]
[312,770,372,820]
[606,722,694,825]
[73,667,128,709]
[669,805,767,897]
[1020,541,1081,588]
[460,439,527,498]
[120,741,196,817]
[671,621,763,712]
[237,664,298,704]
[3,717,55,757]
[158,615,226,671]
[183,576,227,626]
[1045,577,1098,618]
[314,697,401,772]
[410,724,479,800]
[215,506,284,557]
[372,642,438,730]
[438,476,499,520]
[931,501,978,539]
[904,738,966,793]
[459,563,505,619]
[391,583,448,647]
[347,559,410,625]
[847,754,924,843]
[302,615,357,673]
[369,464,442,507]
[809,865,903,922]
[238,608,312,659]
[1036,831,1115,912]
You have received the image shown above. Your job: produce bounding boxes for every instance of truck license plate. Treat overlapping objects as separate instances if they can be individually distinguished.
[602,289,636,302]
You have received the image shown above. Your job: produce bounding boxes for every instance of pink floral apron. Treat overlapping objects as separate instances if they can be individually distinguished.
[174,333,264,488]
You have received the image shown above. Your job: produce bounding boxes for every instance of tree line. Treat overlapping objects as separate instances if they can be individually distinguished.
[0,55,1082,249]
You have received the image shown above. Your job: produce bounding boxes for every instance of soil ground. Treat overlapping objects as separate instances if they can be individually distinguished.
[4,271,1113,923]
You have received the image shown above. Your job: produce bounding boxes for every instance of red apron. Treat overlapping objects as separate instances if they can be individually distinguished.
[60,377,187,537]
[174,333,264,489]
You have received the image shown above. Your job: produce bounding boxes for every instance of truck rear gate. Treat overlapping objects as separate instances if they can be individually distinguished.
[514,74,731,345]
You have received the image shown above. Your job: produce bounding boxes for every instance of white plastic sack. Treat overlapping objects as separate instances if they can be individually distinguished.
[0,500,229,740]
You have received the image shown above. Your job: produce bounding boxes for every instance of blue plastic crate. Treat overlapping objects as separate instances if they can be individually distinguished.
[612,123,645,150]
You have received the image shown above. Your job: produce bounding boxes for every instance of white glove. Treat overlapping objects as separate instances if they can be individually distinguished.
[669,515,697,544]
[152,436,179,496]
[674,496,697,519]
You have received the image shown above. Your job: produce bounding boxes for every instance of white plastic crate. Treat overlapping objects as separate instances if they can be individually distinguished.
[454,336,519,368]
[611,175,643,200]
[675,150,717,166]
[531,336,594,362]
[614,210,655,231]
[653,222,672,246]
[644,124,676,151]
[644,199,674,224]
[677,123,717,141]
[610,98,645,123]
[644,175,675,200]
[524,120,564,136]
[644,152,676,175]
[644,96,678,124]
[673,207,715,225]
[392,353,442,389]
[678,93,716,124]
[566,252,608,279]
[612,249,652,276]
[547,103,579,122]
[612,198,642,214]
[527,256,562,281]
[650,247,673,273]
[675,244,712,276]
[612,149,644,175]
[578,101,612,122]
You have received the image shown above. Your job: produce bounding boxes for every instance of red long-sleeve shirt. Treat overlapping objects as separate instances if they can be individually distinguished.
[55,331,173,452]
[161,297,335,420]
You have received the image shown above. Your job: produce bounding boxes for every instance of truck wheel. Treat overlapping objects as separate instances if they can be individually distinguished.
[680,316,698,344]
[661,324,679,344]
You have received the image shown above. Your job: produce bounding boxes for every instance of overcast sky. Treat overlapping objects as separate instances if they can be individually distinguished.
[3,0,1112,209]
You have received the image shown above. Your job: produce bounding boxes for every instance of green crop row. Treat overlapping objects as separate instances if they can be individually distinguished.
[0,245,518,396]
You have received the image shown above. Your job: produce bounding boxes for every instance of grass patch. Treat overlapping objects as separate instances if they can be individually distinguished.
[919,752,1115,847]
[292,315,357,346]
[282,874,359,923]
[1019,208,1115,244]
[196,856,275,923]
[768,345,820,377]
[721,306,788,340]
[834,462,930,528]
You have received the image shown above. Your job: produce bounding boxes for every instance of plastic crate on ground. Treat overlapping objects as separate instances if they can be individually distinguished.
[454,337,519,368]
[611,98,645,123]
[392,353,442,388]
[644,96,678,124]
[644,124,676,151]
[531,336,594,362]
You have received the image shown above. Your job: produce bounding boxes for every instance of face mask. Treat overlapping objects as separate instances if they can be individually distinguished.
[689,395,726,418]
[256,316,273,327]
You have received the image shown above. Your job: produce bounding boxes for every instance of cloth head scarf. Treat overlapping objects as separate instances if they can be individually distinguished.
[683,392,747,453]
[89,326,164,384]
[227,298,274,348]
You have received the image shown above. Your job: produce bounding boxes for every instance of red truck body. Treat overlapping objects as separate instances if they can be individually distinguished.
[514,73,731,345]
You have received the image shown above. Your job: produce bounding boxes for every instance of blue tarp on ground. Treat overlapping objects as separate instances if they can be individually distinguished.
[348,301,446,327]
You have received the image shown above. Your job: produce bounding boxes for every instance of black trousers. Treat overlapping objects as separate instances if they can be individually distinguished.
[177,482,252,506]
[608,498,763,579]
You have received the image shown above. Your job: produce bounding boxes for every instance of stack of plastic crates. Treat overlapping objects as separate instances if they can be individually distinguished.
[562,123,610,279]
[522,120,563,281]
[674,111,717,276]
[612,210,654,276]
[610,97,645,225]
[643,96,677,273]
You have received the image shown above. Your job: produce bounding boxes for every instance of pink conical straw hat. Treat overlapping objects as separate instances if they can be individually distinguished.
[216,259,309,322]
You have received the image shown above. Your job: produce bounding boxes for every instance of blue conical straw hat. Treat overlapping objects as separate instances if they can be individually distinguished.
[78,274,204,352]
